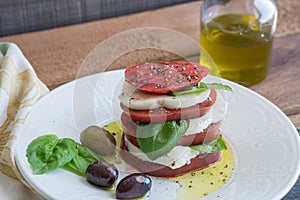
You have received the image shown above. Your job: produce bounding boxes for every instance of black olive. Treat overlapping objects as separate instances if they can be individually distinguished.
[116,173,152,199]
[86,161,118,187]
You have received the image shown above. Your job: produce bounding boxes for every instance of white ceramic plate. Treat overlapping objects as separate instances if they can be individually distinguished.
[15,70,300,200]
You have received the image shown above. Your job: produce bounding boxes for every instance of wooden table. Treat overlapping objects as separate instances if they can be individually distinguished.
[0,1,300,130]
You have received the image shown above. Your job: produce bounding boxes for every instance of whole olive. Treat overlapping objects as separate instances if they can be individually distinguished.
[80,126,116,156]
[86,161,118,187]
[116,173,152,199]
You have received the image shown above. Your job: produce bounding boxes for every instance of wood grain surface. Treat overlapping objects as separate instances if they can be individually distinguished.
[251,33,300,129]
[0,1,299,128]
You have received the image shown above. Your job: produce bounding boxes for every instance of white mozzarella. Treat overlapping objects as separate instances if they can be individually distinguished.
[119,82,210,110]
[185,93,228,135]
[125,137,199,169]
[185,113,213,135]
[211,94,228,123]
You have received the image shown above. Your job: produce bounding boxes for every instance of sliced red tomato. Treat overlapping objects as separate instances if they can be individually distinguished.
[120,89,216,123]
[125,61,210,94]
[121,112,221,147]
[120,134,222,178]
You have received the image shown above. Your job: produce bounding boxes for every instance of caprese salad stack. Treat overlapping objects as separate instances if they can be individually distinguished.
[119,61,231,177]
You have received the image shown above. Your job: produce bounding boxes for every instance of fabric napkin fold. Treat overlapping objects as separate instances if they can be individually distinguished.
[0,42,48,199]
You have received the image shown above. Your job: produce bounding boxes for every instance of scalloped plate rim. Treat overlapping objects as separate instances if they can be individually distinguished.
[14,70,300,200]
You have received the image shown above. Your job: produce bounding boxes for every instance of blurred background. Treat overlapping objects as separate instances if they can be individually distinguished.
[0,0,198,37]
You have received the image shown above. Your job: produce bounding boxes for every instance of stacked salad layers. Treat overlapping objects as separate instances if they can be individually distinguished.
[119,61,231,177]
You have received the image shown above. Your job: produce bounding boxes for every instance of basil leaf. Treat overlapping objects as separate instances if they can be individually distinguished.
[27,137,78,174]
[170,82,232,96]
[198,81,209,89]
[136,120,189,160]
[26,134,60,174]
[190,135,227,153]
[63,144,99,176]
[170,85,207,96]
[205,83,233,92]
[26,134,100,176]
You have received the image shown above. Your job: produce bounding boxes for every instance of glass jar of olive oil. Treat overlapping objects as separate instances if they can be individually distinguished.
[200,0,278,86]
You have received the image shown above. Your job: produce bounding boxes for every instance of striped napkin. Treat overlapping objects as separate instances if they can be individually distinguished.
[0,43,48,199]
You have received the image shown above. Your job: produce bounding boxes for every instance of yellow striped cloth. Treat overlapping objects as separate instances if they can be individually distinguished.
[0,43,48,199]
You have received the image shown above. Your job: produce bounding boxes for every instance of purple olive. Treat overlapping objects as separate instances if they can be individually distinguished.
[116,173,152,199]
[86,161,118,187]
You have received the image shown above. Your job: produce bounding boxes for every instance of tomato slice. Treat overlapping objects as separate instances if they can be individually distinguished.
[125,61,210,94]
[121,112,221,147]
[120,134,222,178]
[120,89,216,123]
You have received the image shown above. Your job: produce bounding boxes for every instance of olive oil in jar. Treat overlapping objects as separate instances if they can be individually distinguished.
[200,14,274,86]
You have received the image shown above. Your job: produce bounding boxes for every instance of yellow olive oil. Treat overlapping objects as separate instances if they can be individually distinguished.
[200,14,273,86]
[104,121,123,146]
[104,121,234,199]
[170,145,234,199]
[103,121,124,166]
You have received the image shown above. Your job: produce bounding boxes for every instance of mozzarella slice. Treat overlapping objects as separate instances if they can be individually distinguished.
[211,93,228,123]
[185,113,212,135]
[185,93,228,135]
[119,82,210,110]
[125,137,199,169]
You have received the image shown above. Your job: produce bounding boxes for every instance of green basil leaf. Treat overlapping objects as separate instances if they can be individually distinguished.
[27,134,101,176]
[26,134,60,174]
[198,81,209,89]
[136,120,189,160]
[63,144,99,176]
[190,135,227,153]
[38,138,78,174]
[170,82,232,96]
[170,86,207,96]
[205,83,233,92]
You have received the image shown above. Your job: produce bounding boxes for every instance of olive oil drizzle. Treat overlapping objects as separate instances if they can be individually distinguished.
[170,147,234,199]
